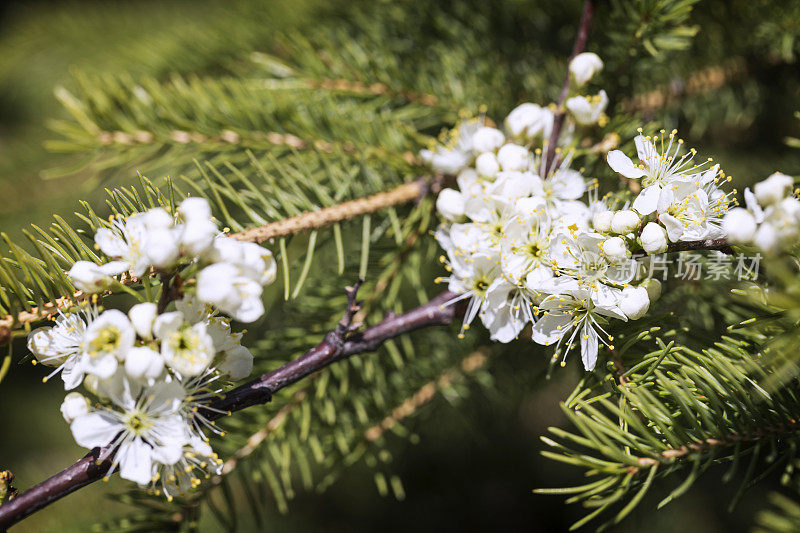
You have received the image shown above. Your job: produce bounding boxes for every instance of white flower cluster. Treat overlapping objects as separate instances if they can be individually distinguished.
[71,197,276,322]
[421,52,607,175]
[28,197,277,499]
[423,58,745,371]
[723,172,799,252]
[606,130,733,250]
[427,120,665,371]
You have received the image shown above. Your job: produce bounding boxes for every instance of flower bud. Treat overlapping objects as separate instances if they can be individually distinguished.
[639,222,668,254]
[128,302,158,340]
[569,52,603,86]
[641,278,662,302]
[475,152,500,177]
[471,127,505,153]
[60,392,90,424]
[496,144,530,172]
[611,210,640,234]
[753,172,793,206]
[592,211,614,232]
[722,207,757,244]
[601,236,629,264]
[436,189,465,221]
[620,286,650,320]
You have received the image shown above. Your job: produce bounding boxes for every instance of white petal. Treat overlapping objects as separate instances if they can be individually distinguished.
[119,439,154,485]
[71,412,122,448]
[531,313,572,345]
[632,185,661,215]
[607,151,645,179]
[580,325,599,371]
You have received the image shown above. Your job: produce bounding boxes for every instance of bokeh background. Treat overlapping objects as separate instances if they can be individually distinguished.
[0,0,798,531]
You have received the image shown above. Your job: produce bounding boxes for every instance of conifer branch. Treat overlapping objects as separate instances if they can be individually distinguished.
[0,288,462,529]
[228,178,429,244]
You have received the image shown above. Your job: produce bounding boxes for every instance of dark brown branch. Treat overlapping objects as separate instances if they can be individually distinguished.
[667,238,733,255]
[0,288,461,529]
[542,0,595,178]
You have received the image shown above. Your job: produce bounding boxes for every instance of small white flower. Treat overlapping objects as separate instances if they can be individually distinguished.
[601,237,629,264]
[592,211,614,232]
[531,291,624,371]
[608,131,707,216]
[610,210,640,234]
[496,144,531,172]
[753,172,793,206]
[565,90,608,125]
[128,302,158,340]
[28,308,93,389]
[79,309,135,379]
[722,207,757,244]
[150,436,222,501]
[475,152,501,177]
[196,263,265,323]
[569,52,603,86]
[619,286,649,320]
[436,188,466,221]
[420,121,480,174]
[95,214,153,277]
[70,377,189,485]
[68,261,128,293]
[471,127,505,153]
[504,103,553,140]
[639,222,668,254]
[60,392,90,424]
[158,319,215,377]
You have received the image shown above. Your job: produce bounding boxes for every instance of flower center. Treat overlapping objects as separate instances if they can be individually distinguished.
[89,327,121,356]
[125,411,152,436]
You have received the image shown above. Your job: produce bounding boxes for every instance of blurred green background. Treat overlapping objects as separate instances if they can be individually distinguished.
[0,0,798,531]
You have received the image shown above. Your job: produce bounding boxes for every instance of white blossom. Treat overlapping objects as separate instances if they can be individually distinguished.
[496,144,531,172]
[70,377,189,484]
[600,236,629,264]
[475,152,501,177]
[505,103,553,140]
[68,261,128,293]
[565,90,608,125]
[79,309,135,379]
[569,52,603,86]
[753,172,793,206]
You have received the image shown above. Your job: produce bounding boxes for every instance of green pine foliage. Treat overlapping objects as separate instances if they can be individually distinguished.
[2,0,800,531]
